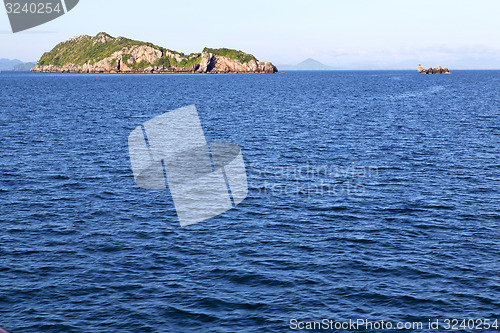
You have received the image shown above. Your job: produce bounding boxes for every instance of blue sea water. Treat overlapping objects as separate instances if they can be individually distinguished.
[0,70,499,332]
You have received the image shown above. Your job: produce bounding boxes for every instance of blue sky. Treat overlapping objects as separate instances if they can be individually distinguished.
[1,0,499,69]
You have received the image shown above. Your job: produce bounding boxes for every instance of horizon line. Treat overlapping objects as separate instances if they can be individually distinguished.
[276,68,500,71]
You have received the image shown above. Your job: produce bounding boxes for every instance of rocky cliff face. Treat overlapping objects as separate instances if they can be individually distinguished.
[197,52,276,74]
[417,65,451,74]
[31,32,277,74]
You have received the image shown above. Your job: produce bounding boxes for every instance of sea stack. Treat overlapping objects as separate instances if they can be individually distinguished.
[417,64,451,74]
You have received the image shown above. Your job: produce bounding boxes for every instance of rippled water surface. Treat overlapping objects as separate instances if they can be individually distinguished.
[1,71,499,332]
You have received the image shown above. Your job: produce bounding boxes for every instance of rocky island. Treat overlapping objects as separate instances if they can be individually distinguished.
[31,32,277,74]
[417,64,451,74]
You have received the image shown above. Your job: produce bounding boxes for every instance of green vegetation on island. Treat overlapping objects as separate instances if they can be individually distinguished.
[38,33,147,66]
[202,47,257,64]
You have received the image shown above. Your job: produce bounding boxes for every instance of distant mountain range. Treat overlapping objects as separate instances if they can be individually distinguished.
[0,58,36,71]
[277,58,334,71]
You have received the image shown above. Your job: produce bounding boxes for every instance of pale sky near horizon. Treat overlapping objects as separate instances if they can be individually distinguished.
[0,0,499,69]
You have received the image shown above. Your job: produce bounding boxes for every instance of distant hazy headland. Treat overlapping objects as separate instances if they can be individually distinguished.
[278,58,334,71]
[31,32,277,74]
[0,59,36,71]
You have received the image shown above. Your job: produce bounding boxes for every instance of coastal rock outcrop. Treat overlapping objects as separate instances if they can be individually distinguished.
[417,64,451,74]
[31,32,277,74]
[197,52,275,74]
